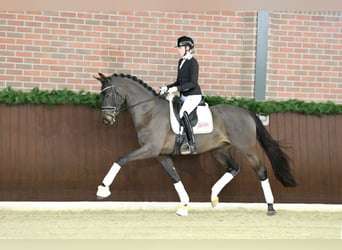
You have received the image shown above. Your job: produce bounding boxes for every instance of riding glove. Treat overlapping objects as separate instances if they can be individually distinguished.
[160,86,168,94]
[168,86,178,93]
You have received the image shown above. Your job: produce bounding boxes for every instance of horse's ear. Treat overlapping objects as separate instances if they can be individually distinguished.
[98,72,106,79]
[93,73,101,81]
[93,72,107,82]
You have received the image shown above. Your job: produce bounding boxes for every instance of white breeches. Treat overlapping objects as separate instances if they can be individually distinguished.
[179,94,202,118]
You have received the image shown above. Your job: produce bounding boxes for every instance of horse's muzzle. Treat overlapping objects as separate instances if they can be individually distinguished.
[102,113,115,125]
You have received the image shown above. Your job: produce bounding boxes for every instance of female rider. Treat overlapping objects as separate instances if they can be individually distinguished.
[161,36,202,154]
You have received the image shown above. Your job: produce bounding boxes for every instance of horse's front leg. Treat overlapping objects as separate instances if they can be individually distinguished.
[96,145,159,199]
[157,155,189,216]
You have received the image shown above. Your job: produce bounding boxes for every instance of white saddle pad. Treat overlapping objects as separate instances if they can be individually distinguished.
[166,93,213,135]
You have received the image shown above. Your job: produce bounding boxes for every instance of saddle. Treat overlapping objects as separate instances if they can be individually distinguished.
[166,93,213,135]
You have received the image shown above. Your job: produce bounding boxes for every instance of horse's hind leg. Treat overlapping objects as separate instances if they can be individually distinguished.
[157,155,189,216]
[210,147,241,207]
[244,151,276,216]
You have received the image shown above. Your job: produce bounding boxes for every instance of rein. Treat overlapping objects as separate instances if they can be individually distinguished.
[120,97,156,112]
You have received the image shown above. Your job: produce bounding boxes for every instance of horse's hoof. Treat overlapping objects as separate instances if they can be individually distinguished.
[211,196,219,208]
[176,205,188,216]
[267,210,276,216]
[96,185,111,199]
[267,203,276,216]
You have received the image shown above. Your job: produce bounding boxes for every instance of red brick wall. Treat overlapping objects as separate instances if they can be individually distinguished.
[267,11,342,103]
[1,11,341,103]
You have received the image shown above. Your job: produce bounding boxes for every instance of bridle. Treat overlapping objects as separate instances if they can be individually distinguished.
[100,85,124,117]
[101,84,156,115]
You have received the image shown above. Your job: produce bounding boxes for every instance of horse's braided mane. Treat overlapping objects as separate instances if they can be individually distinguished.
[112,73,159,96]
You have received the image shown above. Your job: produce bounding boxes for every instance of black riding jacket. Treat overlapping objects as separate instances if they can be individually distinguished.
[167,57,202,96]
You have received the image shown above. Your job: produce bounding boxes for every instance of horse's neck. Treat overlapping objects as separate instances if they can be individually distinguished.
[119,85,153,108]
[127,95,162,129]
[118,83,168,127]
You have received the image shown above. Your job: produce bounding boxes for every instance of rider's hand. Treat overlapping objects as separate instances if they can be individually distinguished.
[168,87,178,93]
[160,86,168,94]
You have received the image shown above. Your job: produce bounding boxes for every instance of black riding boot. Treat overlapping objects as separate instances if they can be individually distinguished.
[181,112,196,154]
[172,133,184,155]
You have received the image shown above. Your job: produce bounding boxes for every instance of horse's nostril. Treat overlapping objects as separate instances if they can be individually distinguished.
[102,118,110,125]
[102,113,115,125]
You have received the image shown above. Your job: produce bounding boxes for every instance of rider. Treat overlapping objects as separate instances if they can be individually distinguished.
[161,36,202,154]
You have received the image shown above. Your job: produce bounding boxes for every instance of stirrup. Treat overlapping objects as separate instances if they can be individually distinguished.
[189,144,196,154]
[180,143,197,155]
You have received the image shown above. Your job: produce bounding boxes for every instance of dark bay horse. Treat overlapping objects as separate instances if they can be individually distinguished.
[93,72,296,216]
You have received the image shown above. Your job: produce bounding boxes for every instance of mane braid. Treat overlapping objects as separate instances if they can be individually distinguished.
[112,73,158,96]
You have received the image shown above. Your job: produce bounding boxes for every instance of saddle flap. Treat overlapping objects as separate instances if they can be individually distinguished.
[167,93,213,135]
[172,96,198,126]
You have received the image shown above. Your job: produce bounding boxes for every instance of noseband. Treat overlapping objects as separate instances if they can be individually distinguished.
[100,85,124,116]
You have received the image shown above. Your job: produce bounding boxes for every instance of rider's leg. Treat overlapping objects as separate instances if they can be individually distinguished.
[173,125,185,155]
[181,111,196,154]
[179,95,202,154]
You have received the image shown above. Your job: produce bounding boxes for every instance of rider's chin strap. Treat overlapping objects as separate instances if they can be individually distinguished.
[180,51,193,68]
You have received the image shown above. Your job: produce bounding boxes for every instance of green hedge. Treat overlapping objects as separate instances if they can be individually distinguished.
[205,96,342,116]
[0,86,341,116]
[0,87,100,108]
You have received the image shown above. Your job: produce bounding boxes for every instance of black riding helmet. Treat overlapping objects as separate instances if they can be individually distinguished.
[176,36,194,49]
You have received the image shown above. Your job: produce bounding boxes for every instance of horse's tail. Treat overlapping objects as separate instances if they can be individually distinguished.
[253,113,296,187]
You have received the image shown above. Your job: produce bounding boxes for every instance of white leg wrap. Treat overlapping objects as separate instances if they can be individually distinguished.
[261,178,274,204]
[102,162,121,187]
[174,181,190,205]
[211,172,234,200]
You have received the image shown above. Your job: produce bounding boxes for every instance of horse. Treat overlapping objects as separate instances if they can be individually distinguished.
[93,72,296,216]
